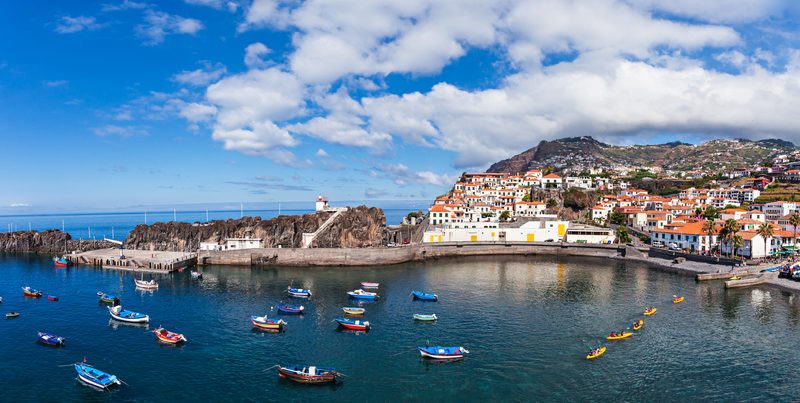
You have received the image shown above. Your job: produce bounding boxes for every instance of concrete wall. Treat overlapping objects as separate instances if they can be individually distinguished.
[648,247,738,266]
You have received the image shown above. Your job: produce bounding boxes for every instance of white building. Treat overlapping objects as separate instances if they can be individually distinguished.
[565,225,615,244]
[315,195,330,211]
[423,219,568,243]
[224,237,263,250]
[764,201,797,221]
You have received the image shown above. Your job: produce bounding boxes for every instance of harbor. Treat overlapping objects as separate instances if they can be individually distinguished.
[66,248,197,273]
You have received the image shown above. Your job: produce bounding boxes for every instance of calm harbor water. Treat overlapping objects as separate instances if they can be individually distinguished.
[1,254,799,401]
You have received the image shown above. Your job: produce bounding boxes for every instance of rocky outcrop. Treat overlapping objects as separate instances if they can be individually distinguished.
[311,206,386,248]
[0,230,116,254]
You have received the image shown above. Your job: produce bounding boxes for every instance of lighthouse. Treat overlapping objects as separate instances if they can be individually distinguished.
[315,195,329,211]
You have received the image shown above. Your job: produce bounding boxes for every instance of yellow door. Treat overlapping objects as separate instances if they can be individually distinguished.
[437,235,443,242]
[429,235,435,243]
[470,235,478,242]
[527,233,535,242]
[557,224,565,237]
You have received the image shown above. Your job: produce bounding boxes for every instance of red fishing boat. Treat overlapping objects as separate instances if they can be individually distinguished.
[335,317,370,331]
[154,327,187,344]
[22,287,42,298]
[277,364,340,384]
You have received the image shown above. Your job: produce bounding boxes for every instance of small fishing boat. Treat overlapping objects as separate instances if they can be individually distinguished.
[251,315,287,331]
[277,304,305,314]
[97,292,120,305]
[48,295,59,301]
[277,364,340,384]
[632,320,644,331]
[6,312,20,319]
[347,289,378,300]
[360,282,379,288]
[342,307,365,315]
[411,291,438,301]
[53,256,72,267]
[418,345,469,360]
[134,279,159,290]
[335,317,370,331]
[22,286,42,298]
[37,331,65,346]
[191,271,203,279]
[108,305,149,323]
[586,347,606,360]
[673,295,684,304]
[74,362,122,390]
[729,275,741,281]
[154,327,186,344]
[607,331,633,340]
[413,313,438,322]
[643,307,657,316]
[287,287,312,298]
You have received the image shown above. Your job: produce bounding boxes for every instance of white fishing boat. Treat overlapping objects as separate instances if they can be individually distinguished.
[108,305,150,323]
[134,278,159,290]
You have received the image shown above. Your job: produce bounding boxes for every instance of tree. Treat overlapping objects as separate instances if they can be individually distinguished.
[481,212,493,219]
[732,235,744,260]
[756,222,774,259]
[702,219,716,252]
[546,198,558,209]
[522,193,531,202]
[499,210,511,222]
[609,211,625,225]
[790,213,800,253]
[722,219,739,258]
[615,226,632,244]
[703,206,720,220]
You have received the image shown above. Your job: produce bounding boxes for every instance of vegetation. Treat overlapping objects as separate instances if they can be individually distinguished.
[608,211,625,225]
[521,193,531,202]
[719,219,741,259]
[481,212,493,219]
[615,226,632,244]
[499,211,511,222]
[756,223,774,257]
[702,207,720,220]
[755,181,800,203]
[790,213,800,242]
[546,198,558,209]
[627,169,657,181]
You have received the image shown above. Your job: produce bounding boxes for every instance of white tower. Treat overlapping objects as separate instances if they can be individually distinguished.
[315,195,329,211]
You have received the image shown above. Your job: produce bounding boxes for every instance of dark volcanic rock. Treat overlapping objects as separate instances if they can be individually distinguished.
[311,206,386,248]
[0,230,116,254]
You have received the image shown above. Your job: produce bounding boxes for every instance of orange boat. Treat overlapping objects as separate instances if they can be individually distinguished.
[154,327,187,344]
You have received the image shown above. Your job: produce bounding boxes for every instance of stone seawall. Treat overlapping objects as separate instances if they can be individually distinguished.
[198,242,626,267]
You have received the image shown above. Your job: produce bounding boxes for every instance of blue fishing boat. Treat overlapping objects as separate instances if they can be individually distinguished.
[54,256,72,267]
[411,291,438,301]
[287,287,312,298]
[418,345,469,359]
[335,317,370,331]
[277,304,305,314]
[97,292,119,305]
[37,331,65,346]
[108,305,149,323]
[347,289,378,300]
[74,362,122,389]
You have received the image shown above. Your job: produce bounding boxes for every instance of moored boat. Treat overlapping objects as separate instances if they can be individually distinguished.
[607,331,633,340]
[22,286,42,298]
[6,312,20,319]
[287,287,312,298]
[191,271,203,279]
[411,291,438,301]
[277,304,305,314]
[277,364,340,384]
[335,317,370,331]
[413,313,437,322]
[53,256,72,267]
[418,345,469,360]
[97,292,120,305]
[134,279,159,290]
[632,319,644,331]
[586,347,606,360]
[673,295,684,304]
[48,295,59,301]
[360,282,379,288]
[108,305,149,323]
[643,307,657,316]
[251,315,287,331]
[347,289,378,300]
[74,362,122,390]
[342,307,365,315]
[37,331,65,346]
[154,327,186,344]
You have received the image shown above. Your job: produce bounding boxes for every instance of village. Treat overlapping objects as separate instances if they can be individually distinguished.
[424,152,800,262]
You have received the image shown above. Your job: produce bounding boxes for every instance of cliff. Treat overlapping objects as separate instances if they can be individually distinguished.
[311,206,386,248]
[0,230,116,254]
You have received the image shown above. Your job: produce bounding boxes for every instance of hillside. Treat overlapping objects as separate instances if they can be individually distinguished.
[486,136,796,174]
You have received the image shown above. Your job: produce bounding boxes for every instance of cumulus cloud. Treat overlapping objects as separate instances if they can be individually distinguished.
[184,0,238,12]
[180,103,217,122]
[375,163,456,187]
[244,42,271,68]
[136,10,204,45]
[101,0,149,12]
[54,16,107,33]
[92,124,147,137]
[173,63,227,86]
[315,148,328,157]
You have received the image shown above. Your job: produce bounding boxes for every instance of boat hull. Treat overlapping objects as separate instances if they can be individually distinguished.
[414,314,437,321]
[155,329,186,344]
[360,282,379,288]
[607,333,633,340]
[586,347,606,360]
[135,280,159,289]
[342,307,365,315]
[411,292,438,301]
[277,367,337,384]
[252,317,286,331]
[47,296,59,301]
[277,305,304,314]
[75,364,120,390]
[108,307,149,323]
[418,347,465,360]
[38,333,65,346]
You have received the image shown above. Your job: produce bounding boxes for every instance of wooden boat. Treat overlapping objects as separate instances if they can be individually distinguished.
[154,327,186,344]
[251,315,287,331]
[347,289,377,300]
[54,256,72,267]
[586,347,606,360]
[643,307,657,316]
[277,304,304,314]
[134,279,159,290]
[413,313,438,322]
[287,287,312,298]
[37,331,65,346]
[673,295,684,304]
[97,292,120,305]
[47,295,59,301]
[6,312,20,319]
[22,286,42,298]
[632,320,644,331]
[108,305,150,323]
[411,291,438,301]
[335,317,370,331]
[607,332,633,340]
[360,282,379,288]
[191,271,203,279]
[342,307,365,315]
[277,364,340,384]
[418,346,469,360]
[74,362,122,390]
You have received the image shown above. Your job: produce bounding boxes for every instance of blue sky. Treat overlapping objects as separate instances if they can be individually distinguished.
[1,0,799,214]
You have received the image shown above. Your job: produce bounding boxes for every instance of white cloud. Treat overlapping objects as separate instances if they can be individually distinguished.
[244,42,271,68]
[9,203,31,208]
[43,80,69,88]
[375,163,456,187]
[92,124,147,137]
[315,148,328,157]
[136,10,204,45]
[183,0,238,12]
[173,63,227,86]
[101,0,149,12]
[54,16,106,34]
[626,0,783,23]
[180,103,217,122]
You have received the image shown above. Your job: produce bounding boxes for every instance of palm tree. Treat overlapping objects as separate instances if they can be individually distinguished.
[702,219,716,253]
[756,223,774,260]
[790,212,800,255]
[732,234,744,260]
[722,219,739,259]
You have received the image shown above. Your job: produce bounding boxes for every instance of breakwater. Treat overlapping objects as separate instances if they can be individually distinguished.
[0,229,116,254]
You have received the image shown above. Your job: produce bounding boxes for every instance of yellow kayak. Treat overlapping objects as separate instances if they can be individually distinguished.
[632,320,644,331]
[644,308,657,316]
[673,297,684,304]
[342,307,365,315]
[607,332,632,340]
[729,276,741,281]
[586,347,606,360]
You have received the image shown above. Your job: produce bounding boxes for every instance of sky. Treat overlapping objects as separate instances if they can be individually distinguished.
[1,0,799,214]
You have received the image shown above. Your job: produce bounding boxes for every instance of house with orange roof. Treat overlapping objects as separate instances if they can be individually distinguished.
[541,173,562,189]
[515,201,546,217]
[719,208,748,221]
[719,230,771,259]
[650,220,719,253]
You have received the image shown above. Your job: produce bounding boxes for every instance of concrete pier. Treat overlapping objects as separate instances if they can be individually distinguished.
[67,248,196,272]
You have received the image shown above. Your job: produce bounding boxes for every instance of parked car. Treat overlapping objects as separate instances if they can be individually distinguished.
[779,266,792,279]
[791,269,800,282]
